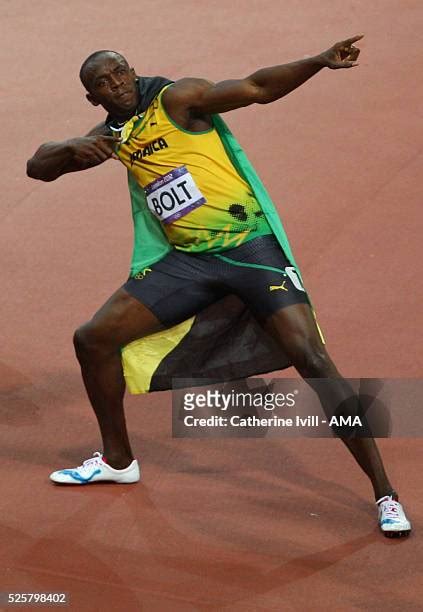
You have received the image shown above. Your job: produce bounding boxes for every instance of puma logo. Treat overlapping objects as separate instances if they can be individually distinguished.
[269,281,288,292]
[134,268,152,280]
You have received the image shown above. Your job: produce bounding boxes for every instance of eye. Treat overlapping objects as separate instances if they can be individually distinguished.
[96,80,107,88]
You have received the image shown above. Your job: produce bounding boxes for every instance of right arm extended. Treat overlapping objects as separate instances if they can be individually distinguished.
[26,122,120,182]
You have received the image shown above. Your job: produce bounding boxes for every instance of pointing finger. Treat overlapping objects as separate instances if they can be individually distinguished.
[341,34,364,45]
[99,135,122,143]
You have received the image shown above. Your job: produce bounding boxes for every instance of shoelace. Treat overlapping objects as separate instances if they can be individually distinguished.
[382,503,400,518]
[78,452,103,473]
[379,497,402,520]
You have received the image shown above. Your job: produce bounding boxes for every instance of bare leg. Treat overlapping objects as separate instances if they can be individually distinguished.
[263,303,396,501]
[73,288,163,469]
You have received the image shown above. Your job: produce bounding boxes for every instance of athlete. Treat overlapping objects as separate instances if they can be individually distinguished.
[27,36,411,536]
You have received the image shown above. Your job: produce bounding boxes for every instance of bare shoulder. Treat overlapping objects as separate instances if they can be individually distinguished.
[163,78,214,104]
[162,78,215,130]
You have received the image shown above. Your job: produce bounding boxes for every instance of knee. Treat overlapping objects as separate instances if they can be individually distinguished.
[73,323,105,359]
[290,341,334,378]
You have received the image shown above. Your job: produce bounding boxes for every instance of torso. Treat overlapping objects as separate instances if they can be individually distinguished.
[116,84,272,252]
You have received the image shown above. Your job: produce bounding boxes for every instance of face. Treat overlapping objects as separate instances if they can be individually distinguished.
[85,54,139,119]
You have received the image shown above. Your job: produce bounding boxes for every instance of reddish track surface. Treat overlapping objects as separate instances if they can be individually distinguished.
[2,1,423,610]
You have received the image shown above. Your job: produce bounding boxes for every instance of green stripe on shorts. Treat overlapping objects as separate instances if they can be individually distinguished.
[213,253,286,275]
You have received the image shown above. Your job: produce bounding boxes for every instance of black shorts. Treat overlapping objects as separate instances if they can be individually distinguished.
[123,234,310,327]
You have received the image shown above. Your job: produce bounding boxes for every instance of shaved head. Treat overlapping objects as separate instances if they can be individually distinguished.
[79,50,129,90]
[80,50,139,120]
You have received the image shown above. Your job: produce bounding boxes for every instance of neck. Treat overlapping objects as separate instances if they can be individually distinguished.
[113,107,138,124]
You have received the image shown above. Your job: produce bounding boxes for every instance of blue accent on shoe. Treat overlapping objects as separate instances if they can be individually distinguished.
[381,518,399,525]
[59,468,102,482]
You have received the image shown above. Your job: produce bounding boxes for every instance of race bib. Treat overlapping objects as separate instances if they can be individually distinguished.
[145,166,206,224]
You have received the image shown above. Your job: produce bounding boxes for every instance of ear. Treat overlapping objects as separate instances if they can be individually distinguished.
[86,93,100,107]
[130,67,137,80]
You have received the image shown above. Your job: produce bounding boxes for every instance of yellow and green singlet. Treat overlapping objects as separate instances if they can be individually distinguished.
[117,84,272,253]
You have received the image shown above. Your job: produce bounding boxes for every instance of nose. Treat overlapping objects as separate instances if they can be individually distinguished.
[110,73,124,91]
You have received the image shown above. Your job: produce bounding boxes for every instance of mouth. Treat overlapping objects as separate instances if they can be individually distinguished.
[112,87,138,115]
[113,91,136,111]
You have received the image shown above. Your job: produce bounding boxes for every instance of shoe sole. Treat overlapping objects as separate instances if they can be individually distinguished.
[50,474,140,485]
[382,529,411,538]
[51,479,140,485]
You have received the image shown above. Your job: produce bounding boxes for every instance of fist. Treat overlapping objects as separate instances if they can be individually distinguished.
[68,135,121,164]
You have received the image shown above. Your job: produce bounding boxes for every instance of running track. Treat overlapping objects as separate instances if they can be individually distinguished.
[1,1,423,610]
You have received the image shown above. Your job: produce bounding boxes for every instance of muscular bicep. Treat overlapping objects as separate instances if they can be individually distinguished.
[163,77,262,117]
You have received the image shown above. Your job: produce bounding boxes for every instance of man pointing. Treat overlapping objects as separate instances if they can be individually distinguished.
[27,35,411,536]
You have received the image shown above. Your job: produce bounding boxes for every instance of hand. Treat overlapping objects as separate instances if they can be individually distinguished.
[319,35,363,69]
[68,135,121,164]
